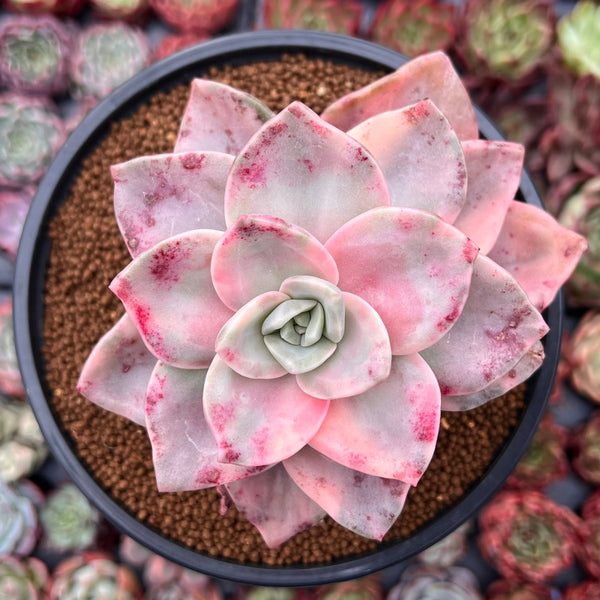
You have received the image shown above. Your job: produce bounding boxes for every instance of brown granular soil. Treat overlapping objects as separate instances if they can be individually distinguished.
[42,53,525,566]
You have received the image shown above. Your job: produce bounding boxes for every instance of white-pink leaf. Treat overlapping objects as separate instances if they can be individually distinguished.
[112,152,233,258]
[325,207,478,355]
[211,214,339,311]
[284,446,409,540]
[321,51,478,141]
[110,230,234,369]
[421,255,550,396]
[203,356,329,466]
[77,314,155,426]
[310,354,441,486]
[348,99,467,222]
[488,201,588,310]
[224,101,390,243]
[452,141,524,253]
[174,79,274,154]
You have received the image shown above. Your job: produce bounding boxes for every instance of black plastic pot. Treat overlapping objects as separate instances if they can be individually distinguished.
[14,30,561,587]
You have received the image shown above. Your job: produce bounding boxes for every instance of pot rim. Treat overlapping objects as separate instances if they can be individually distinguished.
[13,29,561,586]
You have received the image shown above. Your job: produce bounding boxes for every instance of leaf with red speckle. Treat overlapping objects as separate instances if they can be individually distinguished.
[309,354,440,486]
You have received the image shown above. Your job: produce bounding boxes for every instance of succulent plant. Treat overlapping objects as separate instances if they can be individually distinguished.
[558,178,600,308]
[316,577,382,600]
[387,565,483,600]
[416,520,471,568]
[119,534,153,566]
[369,0,455,58]
[0,479,42,556]
[557,1,600,80]
[569,409,600,485]
[0,187,33,260]
[149,0,240,34]
[78,51,585,547]
[485,579,561,600]
[39,481,100,552]
[0,298,26,399]
[89,0,149,22]
[0,93,66,188]
[0,15,73,96]
[0,397,48,483]
[1,0,85,16]
[565,313,600,405]
[564,582,600,600]
[245,588,312,600]
[261,0,363,35]
[478,490,582,582]
[0,555,49,600]
[505,412,569,490]
[578,489,600,580]
[48,552,143,600]
[154,32,210,61]
[69,23,152,100]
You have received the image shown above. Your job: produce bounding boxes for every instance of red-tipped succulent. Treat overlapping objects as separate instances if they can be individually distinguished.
[77,52,586,547]
[569,409,600,485]
[149,0,240,34]
[577,490,600,580]
[565,314,600,405]
[486,579,561,600]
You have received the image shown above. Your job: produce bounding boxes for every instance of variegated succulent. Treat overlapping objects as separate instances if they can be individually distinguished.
[78,51,586,547]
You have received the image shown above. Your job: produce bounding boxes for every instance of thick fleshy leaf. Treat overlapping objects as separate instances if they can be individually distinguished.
[112,152,233,258]
[488,201,588,310]
[215,291,289,379]
[420,255,550,396]
[321,51,478,141]
[310,354,441,486]
[224,101,390,243]
[452,141,524,254]
[203,355,329,466]
[284,446,410,540]
[296,292,391,399]
[77,314,155,426]
[441,341,545,411]
[211,214,338,310]
[110,230,234,369]
[225,464,326,548]
[174,79,274,154]
[348,99,467,222]
[145,362,266,491]
[326,207,478,355]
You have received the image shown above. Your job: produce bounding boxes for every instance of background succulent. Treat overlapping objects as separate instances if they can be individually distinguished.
[0,187,33,260]
[0,479,42,556]
[387,565,483,599]
[565,313,600,405]
[0,298,25,399]
[0,555,49,600]
[149,0,240,33]
[569,408,600,485]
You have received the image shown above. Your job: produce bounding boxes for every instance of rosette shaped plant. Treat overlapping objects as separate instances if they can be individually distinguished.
[78,52,586,547]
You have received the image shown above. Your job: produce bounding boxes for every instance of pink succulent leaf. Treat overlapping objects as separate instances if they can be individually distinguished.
[309,354,441,486]
[77,314,156,426]
[215,291,289,379]
[225,464,326,548]
[211,214,339,311]
[488,201,589,311]
[145,361,268,492]
[325,206,478,355]
[321,51,478,141]
[296,292,391,400]
[203,355,330,466]
[441,340,545,411]
[174,79,274,155]
[452,141,524,254]
[224,101,391,243]
[347,99,467,222]
[420,255,550,397]
[112,151,233,258]
[284,446,410,540]
[110,230,234,369]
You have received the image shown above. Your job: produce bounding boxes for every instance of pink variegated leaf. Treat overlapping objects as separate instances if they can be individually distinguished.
[321,51,478,141]
[310,354,441,486]
[110,230,234,369]
[488,201,588,310]
[284,446,410,540]
[145,362,267,492]
[77,314,155,426]
[326,207,478,355]
[225,464,326,548]
[453,141,524,254]
[296,292,391,400]
[203,355,329,466]
[348,99,467,222]
[421,255,549,396]
[112,152,233,258]
[441,341,545,411]
[211,214,339,311]
[225,101,390,243]
[174,79,274,154]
